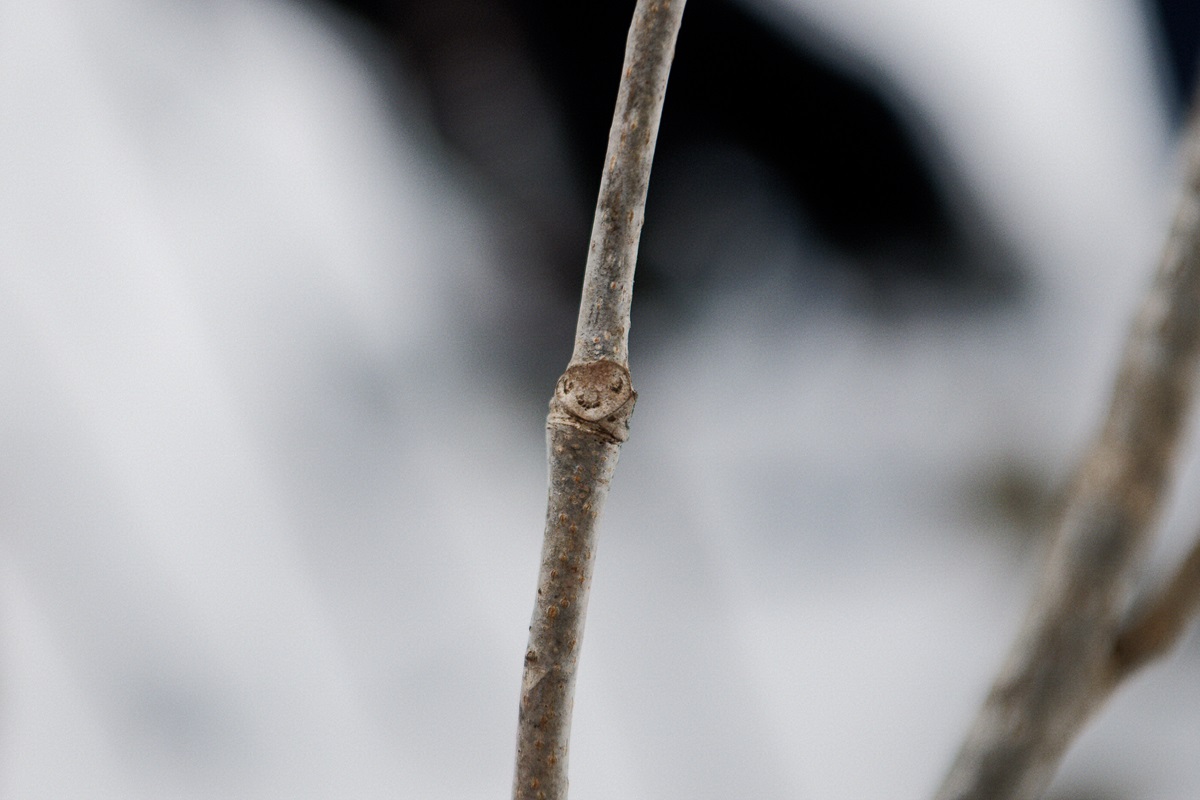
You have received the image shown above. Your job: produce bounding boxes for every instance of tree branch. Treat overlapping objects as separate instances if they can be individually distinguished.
[512,4,685,799]
[934,104,1200,800]
[1111,532,1200,679]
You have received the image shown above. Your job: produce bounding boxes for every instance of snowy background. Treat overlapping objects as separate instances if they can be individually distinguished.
[1,0,1198,798]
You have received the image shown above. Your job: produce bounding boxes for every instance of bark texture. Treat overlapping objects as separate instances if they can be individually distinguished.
[512,3,685,799]
[934,102,1200,800]
[572,0,685,366]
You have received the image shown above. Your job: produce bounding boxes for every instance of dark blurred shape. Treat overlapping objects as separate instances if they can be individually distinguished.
[316,0,1024,389]
[533,0,950,257]
[1147,0,1200,110]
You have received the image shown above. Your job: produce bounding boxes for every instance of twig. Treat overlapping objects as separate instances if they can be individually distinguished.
[1111,532,1200,678]
[512,3,686,799]
[934,103,1200,800]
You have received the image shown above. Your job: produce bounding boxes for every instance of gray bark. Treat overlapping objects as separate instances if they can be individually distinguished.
[512,3,686,799]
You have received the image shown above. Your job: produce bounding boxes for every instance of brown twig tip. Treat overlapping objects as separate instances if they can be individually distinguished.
[1112,535,1200,678]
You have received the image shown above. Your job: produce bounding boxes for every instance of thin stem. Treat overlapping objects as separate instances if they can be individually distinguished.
[571,0,685,367]
[934,103,1200,800]
[512,4,685,800]
[1111,532,1200,679]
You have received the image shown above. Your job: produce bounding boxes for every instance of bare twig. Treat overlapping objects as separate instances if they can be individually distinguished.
[934,105,1200,800]
[512,3,685,799]
[1111,532,1200,679]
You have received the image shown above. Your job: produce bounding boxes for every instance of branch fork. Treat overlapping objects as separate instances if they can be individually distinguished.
[935,101,1200,800]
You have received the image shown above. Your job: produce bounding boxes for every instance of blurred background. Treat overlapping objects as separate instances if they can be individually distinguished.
[1,0,1199,797]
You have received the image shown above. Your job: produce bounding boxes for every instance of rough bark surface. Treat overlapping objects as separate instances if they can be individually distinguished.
[572,1,685,366]
[512,3,685,799]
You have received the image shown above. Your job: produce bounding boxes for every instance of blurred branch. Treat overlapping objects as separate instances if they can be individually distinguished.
[934,103,1200,800]
[1111,532,1200,678]
[512,3,685,800]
